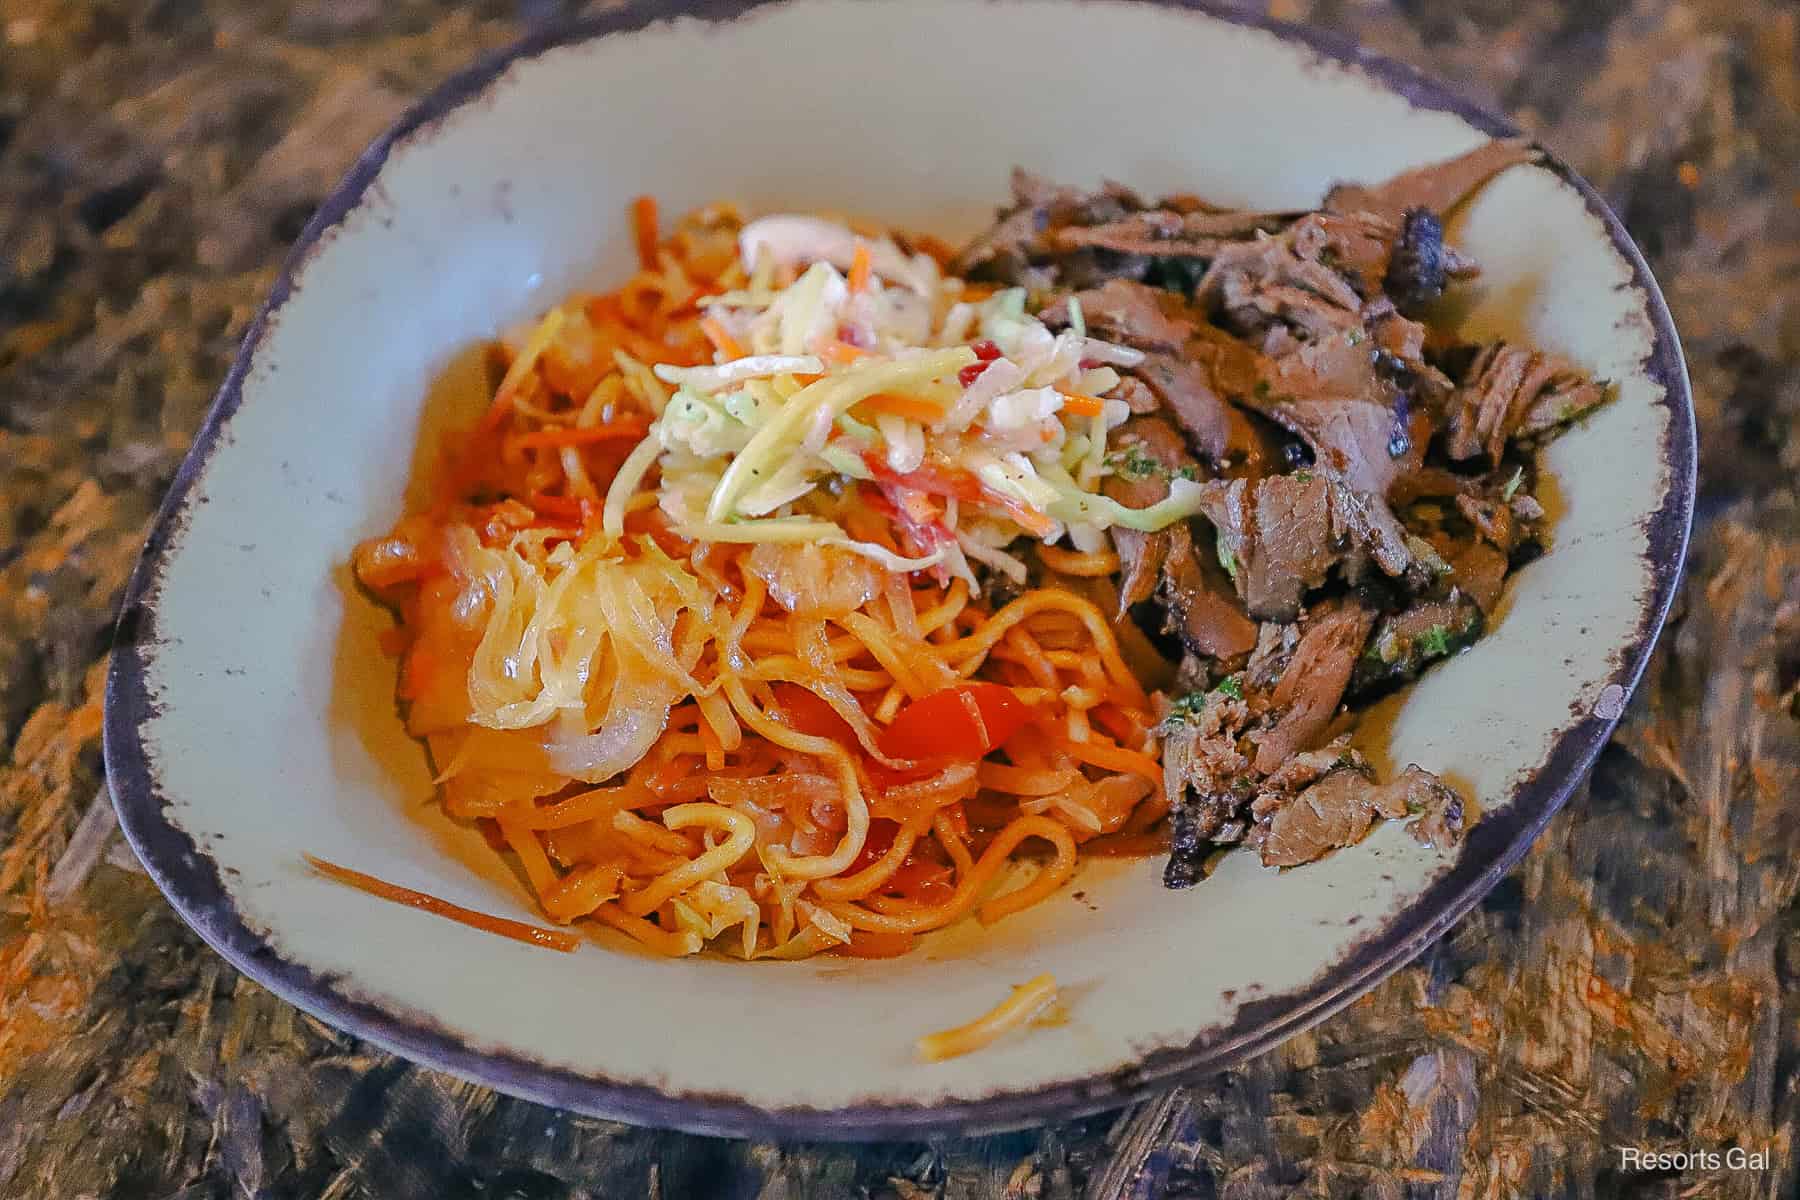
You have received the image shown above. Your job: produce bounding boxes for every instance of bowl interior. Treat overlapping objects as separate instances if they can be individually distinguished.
[110,0,1683,1136]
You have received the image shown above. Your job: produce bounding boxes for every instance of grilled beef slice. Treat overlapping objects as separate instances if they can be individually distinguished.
[1444,342,1609,465]
[1197,474,1416,622]
[1103,415,1258,659]
[1251,750,1464,867]
[1161,689,1253,888]
[1041,278,1194,351]
[1347,591,1484,699]
[1249,602,1376,774]
[1324,138,1540,223]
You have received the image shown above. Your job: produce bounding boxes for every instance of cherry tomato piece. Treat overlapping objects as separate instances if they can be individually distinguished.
[877,682,1030,762]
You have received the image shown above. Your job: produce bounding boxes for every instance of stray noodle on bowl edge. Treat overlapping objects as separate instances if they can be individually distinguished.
[342,145,1606,1057]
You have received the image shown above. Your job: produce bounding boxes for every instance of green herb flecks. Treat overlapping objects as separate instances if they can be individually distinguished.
[1106,444,1161,481]
[1417,625,1452,657]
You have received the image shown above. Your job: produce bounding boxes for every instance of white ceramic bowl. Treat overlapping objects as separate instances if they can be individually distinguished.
[105,0,1693,1139]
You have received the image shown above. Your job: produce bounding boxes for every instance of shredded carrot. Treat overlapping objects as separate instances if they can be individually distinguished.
[859,392,946,423]
[631,195,659,270]
[303,854,579,952]
[988,492,1058,539]
[701,316,745,360]
[508,419,650,451]
[848,241,872,293]
[1057,391,1107,417]
[1066,734,1163,784]
[823,341,871,364]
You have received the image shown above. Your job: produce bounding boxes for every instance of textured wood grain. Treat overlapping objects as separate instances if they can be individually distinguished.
[0,1,1795,1196]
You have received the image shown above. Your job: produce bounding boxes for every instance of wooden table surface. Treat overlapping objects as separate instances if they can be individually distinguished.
[1,1,1796,1196]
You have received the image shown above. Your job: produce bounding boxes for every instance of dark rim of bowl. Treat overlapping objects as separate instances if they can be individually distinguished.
[104,0,1696,1141]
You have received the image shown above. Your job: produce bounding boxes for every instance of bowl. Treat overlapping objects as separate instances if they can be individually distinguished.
[104,0,1694,1139]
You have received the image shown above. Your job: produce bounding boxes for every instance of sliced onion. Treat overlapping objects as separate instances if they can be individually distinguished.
[543,682,677,782]
[868,762,978,823]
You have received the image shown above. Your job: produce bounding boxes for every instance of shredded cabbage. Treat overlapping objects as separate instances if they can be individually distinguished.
[705,349,974,522]
[653,354,822,393]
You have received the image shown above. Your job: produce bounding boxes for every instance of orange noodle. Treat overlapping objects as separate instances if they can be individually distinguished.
[916,974,1060,1062]
[350,198,1176,962]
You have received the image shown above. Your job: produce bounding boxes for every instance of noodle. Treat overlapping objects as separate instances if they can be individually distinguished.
[303,854,580,952]
[916,975,1059,1062]
[621,804,755,916]
[1036,544,1120,576]
[818,816,1077,935]
[350,198,1174,973]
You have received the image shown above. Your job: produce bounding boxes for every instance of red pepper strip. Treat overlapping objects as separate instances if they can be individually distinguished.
[769,683,920,790]
[878,682,1030,762]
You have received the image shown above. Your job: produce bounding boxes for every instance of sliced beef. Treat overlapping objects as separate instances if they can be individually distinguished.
[1346,591,1484,699]
[1444,342,1608,464]
[1198,474,1415,622]
[954,168,1140,286]
[1104,415,1190,610]
[1325,138,1540,223]
[1249,602,1376,774]
[1161,690,1253,888]
[1330,482,1419,582]
[1239,474,1341,620]
[1055,225,1227,261]
[1289,211,1398,297]
[1189,321,1265,398]
[1195,229,1365,341]
[1257,759,1399,867]
[1254,739,1354,804]
[1365,297,1455,405]
[1135,351,1232,460]
[1104,416,1258,659]
[1041,278,1195,351]
[1053,207,1295,258]
[1114,530,1167,612]
[1383,207,1480,314]
[1278,399,1416,498]
[1159,523,1260,660]
[1252,754,1463,867]
[1389,465,1481,505]
[1244,620,1298,693]
[1246,330,1423,499]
